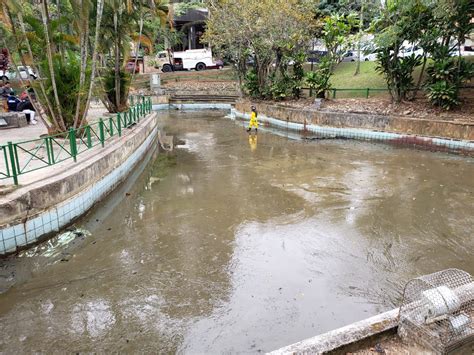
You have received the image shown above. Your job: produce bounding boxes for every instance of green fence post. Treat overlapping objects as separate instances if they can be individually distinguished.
[7,142,18,185]
[109,117,114,136]
[45,137,53,165]
[117,113,122,136]
[86,125,92,148]
[366,88,370,99]
[99,119,105,147]
[130,96,134,105]
[49,137,55,164]
[69,128,77,162]
[332,89,336,99]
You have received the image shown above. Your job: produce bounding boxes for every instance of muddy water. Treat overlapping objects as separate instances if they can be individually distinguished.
[0,111,473,353]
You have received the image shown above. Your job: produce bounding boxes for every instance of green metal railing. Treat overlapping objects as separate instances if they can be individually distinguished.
[0,96,153,186]
[327,88,389,99]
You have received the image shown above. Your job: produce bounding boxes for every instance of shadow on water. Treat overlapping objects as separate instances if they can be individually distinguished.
[0,110,473,353]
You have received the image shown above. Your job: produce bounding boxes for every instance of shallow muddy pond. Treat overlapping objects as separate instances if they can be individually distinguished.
[0,111,473,353]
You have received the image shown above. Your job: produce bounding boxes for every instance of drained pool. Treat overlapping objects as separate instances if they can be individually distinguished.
[0,111,473,352]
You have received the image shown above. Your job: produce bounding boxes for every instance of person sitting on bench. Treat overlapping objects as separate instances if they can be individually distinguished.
[7,91,37,125]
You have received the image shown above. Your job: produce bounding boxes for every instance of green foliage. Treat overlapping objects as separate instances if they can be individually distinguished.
[173,1,203,17]
[34,54,86,128]
[243,70,260,98]
[266,74,292,101]
[425,56,474,109]
[373,0,474,108]
[322,13,357,69]
[305,57,332,98]
[291,53,306,98]
[375,52,421,101]
[102,69,131,111]
[205,0,315,99]
[425,81,459,110]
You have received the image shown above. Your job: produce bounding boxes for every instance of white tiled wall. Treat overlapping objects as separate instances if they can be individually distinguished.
[0,125,158,255]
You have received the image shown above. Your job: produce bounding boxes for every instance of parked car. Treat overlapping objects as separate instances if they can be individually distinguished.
[341,50,375,62]
[0,66,37,81]
[125,62,140,74]
[399,45,425,58]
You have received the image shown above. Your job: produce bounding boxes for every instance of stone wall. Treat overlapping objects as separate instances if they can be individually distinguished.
[235,100,474,141]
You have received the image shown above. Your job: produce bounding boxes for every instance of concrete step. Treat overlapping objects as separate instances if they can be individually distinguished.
[0,118,7,127]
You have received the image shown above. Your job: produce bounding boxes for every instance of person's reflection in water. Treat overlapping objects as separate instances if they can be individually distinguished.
[249,134,257,152]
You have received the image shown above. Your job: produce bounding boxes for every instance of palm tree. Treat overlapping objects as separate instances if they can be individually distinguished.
[77,0,104,127]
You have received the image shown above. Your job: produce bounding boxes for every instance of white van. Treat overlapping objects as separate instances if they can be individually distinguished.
[155,49,223,72]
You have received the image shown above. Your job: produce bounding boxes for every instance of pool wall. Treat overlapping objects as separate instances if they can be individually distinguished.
[231,106,474,155]
[0,113,158,256]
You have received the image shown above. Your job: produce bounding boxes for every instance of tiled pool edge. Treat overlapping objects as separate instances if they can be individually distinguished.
[0,118,159,256]
[231,108,474,155]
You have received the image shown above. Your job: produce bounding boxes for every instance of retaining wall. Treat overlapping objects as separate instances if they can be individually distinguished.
[233,101,474,154]
[0,112,158,255]
[235,101,473,141]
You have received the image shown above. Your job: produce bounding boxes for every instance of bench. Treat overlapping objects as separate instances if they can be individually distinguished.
[0,112,28,129]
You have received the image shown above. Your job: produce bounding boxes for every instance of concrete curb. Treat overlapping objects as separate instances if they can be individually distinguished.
[0,113,158,255]
[269,308,399,354]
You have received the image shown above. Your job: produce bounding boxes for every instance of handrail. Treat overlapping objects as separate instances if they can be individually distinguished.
[0,96,153,186]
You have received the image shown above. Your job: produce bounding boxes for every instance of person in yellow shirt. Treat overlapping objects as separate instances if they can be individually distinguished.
[247,105,258,132]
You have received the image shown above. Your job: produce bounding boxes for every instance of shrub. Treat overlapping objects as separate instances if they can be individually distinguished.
[426,81,459,110]
[305,57,331,98]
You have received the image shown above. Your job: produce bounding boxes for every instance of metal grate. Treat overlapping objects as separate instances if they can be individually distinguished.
[398,269,474,353]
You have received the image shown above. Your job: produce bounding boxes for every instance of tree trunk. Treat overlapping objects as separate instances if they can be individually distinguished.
[56,0,65,62]
[73,2,87,128]
[354,1,364,76]
[40,0,66,129]
[114,9,121,112]
[130,14,144,85]
[15,8,63,130]
[411,54,427,100]
[78,0,104,127]
[73,0,90,128]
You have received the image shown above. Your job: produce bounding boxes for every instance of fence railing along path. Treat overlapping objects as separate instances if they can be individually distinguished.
[0,96,152,186]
